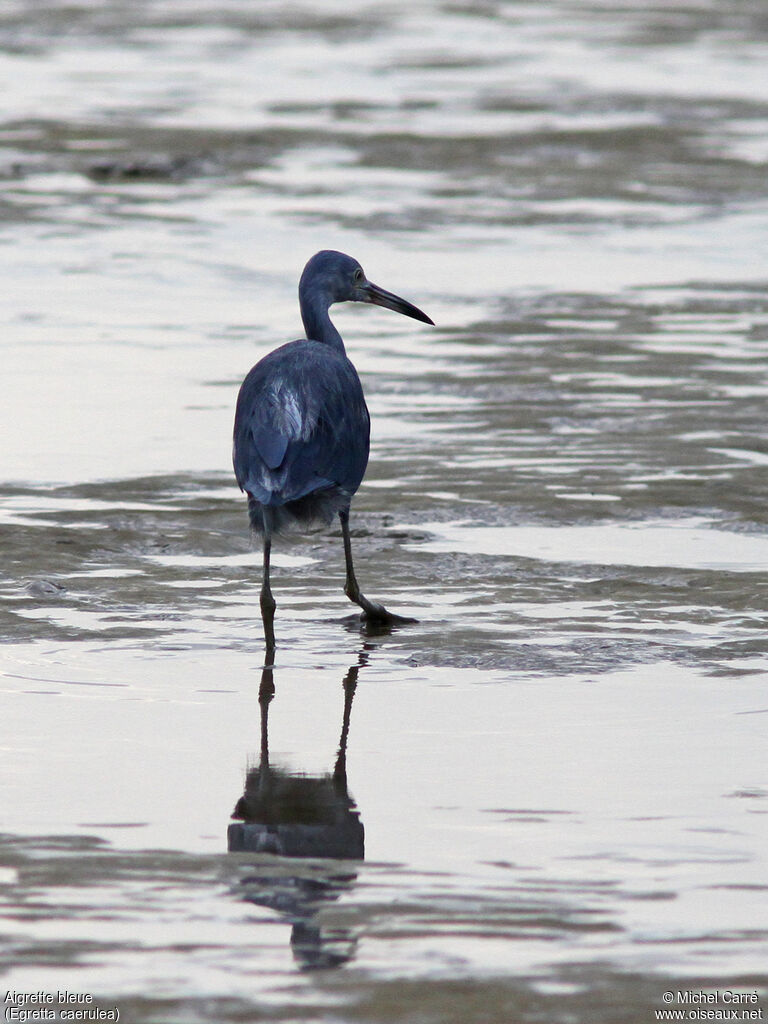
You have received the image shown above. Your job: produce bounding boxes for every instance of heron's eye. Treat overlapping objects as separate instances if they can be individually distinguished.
[354,267,364,283]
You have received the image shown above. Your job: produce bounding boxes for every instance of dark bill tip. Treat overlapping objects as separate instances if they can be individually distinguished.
[363,281,434,326]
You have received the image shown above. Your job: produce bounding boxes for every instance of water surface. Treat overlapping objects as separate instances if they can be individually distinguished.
[1,1,768,1021]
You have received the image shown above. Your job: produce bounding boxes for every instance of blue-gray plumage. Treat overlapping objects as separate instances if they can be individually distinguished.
[233,250,433,650]
[234,339,369,532]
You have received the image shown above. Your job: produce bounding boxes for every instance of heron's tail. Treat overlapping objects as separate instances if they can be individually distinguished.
[247,489,349,534]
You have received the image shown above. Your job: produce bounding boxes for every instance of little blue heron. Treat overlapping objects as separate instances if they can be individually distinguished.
[233,250,434,649]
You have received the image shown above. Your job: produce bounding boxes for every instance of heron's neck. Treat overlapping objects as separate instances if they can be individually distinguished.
[299,288,346,353]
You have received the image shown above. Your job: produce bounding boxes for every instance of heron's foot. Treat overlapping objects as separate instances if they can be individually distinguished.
[350,589,417,626]
[361,606,418,627]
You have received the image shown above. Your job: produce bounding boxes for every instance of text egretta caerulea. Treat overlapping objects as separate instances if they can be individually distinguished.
[233,250,434,650]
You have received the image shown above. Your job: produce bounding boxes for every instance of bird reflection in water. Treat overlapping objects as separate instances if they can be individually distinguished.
[228,649,367,970]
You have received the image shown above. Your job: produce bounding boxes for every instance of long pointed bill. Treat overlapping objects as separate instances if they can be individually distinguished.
[361,281,434,325]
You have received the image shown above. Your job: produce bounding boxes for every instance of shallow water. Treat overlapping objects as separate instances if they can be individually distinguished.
[2,1,768,1021]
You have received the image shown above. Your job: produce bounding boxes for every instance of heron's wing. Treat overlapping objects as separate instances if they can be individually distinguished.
[248,382,302,471]
[233,341,370,505]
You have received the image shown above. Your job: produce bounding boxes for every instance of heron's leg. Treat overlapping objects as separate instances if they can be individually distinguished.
[260,507,277,654]
[339,507,416,624]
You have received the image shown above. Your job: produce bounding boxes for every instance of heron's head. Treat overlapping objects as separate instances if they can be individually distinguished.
[300,250,434,325]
